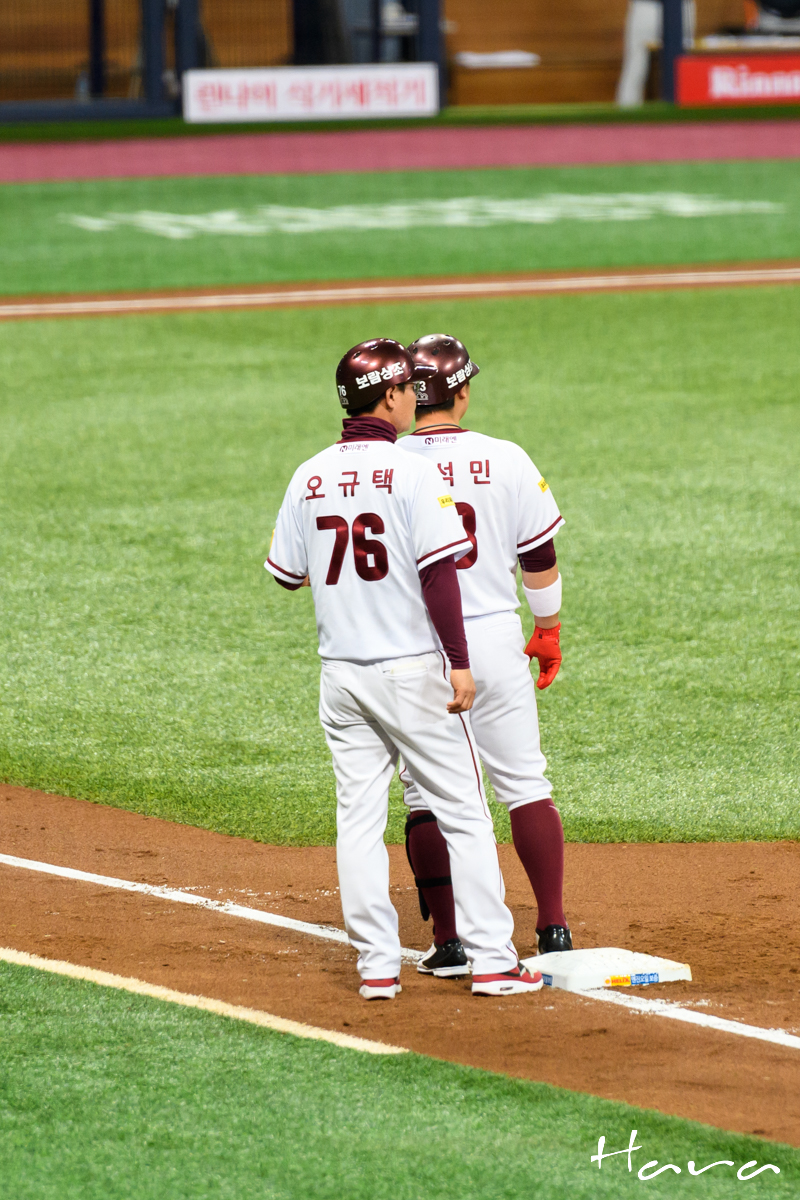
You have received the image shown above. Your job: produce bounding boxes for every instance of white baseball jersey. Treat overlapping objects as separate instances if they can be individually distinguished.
[398,428,564,618]
[265,439,472,663]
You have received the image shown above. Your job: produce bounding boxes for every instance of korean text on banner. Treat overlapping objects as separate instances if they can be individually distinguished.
[183,64,439,123]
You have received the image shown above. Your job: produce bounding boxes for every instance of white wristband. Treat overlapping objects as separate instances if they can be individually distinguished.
[523,573,562,619]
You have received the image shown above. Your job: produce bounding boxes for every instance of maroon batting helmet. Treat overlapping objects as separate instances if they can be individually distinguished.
[407,334,480,407]
[335,338,436,410]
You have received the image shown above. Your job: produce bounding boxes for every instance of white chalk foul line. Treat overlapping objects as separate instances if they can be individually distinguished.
[0,852,421,964]
[2,265,800,320]
[3,851,799,1052]
[0,946,407,1056]
[576,988,800,1052]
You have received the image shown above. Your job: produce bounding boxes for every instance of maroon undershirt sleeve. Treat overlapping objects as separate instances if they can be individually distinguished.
[418,555,470,670]
[274,576,303,592]
[518,538,556,573]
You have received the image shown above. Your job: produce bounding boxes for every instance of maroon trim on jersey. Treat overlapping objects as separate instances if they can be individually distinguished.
[519,538,556,573]
[419,556,469,670]
[338,416,397,444]
[274,575,303,592]
[416,536,471,567]
[517,515,564,550]
[266,556,307,581]
[410,425,469,436]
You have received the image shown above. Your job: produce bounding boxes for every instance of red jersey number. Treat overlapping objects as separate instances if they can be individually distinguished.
[353,512,389,582]
[317,513,389,584]
[454,502,478,570]
[316,516,349,584]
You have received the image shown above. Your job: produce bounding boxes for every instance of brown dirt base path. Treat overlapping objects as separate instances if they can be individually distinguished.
[2,784,799,1146]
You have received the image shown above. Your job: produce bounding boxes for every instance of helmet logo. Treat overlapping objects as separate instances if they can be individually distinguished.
[355,362,405,390]
[447,364,471,388]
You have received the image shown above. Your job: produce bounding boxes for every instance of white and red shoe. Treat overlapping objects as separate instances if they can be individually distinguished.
[359,976,402,1000]
[472,964,543,997]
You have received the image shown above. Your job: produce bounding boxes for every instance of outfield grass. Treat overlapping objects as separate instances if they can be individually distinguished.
[0,159,798,296]
[0,961,796,1199]
[0,285,797,843]
[4,101,800,142]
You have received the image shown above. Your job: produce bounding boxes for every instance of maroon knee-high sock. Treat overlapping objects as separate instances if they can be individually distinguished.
[405,812,458,946]
[509,799,567,930]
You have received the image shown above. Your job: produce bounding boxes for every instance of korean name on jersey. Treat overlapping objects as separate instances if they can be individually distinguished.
[399,430,564,618]
[266,440,472,663]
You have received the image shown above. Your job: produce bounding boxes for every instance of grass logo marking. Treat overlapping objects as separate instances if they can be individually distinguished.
[63,193,784,240]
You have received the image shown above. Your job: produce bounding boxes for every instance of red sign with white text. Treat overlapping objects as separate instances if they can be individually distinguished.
[677,54,800,106]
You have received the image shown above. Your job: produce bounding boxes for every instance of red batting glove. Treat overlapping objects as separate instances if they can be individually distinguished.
[524,623,562,689]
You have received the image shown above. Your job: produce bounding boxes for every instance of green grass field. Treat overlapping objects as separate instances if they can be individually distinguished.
[1,285,797,844]
[3,101,800,143]
[1,159,798,295]
[1,961,796,1200]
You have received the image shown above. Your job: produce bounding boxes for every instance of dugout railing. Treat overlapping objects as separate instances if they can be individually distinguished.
[0,0,201,120]
[0,0,444,122]
[0,0,696,123]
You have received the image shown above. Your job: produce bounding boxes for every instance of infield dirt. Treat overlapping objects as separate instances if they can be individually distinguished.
[2,784,798,1146]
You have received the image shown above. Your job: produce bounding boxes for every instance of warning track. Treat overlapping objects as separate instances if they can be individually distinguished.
[3,261,800,322]
[2,119,800,184]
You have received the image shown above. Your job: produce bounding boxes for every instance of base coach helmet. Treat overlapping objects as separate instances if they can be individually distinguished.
[407,334,480,407]
[336,338,436,410]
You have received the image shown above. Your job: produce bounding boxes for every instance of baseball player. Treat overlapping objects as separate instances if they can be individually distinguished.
[265,338,542,999]
[398,334,572,978]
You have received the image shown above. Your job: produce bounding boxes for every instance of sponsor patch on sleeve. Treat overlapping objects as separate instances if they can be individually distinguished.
[438,494,455,508]
[538,478,549,493]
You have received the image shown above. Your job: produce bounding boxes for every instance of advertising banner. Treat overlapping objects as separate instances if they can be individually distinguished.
[677,54,800,105]
[183,64,439,123]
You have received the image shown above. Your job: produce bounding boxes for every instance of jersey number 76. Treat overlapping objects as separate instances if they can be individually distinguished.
[317,513,389,584]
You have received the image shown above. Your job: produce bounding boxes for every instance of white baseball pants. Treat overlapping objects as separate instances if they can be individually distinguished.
[616,0,696,107]
[404,611,552,814]
[319,651,517,980]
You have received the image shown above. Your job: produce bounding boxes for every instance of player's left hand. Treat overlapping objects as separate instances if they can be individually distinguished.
[525,623,562,689]
[448,668,476,713]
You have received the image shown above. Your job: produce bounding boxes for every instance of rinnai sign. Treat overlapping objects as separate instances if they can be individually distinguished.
[183,64,439,123]
[677,54,800,105]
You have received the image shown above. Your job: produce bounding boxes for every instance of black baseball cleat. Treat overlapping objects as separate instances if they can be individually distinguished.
[417,938,470,977]
[536,925,574,954]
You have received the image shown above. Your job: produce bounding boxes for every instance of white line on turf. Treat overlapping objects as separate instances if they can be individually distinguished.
[0,946,408,1055]
[0,852,420,964]
[1,265,800,320]
[3,851,799,1052]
